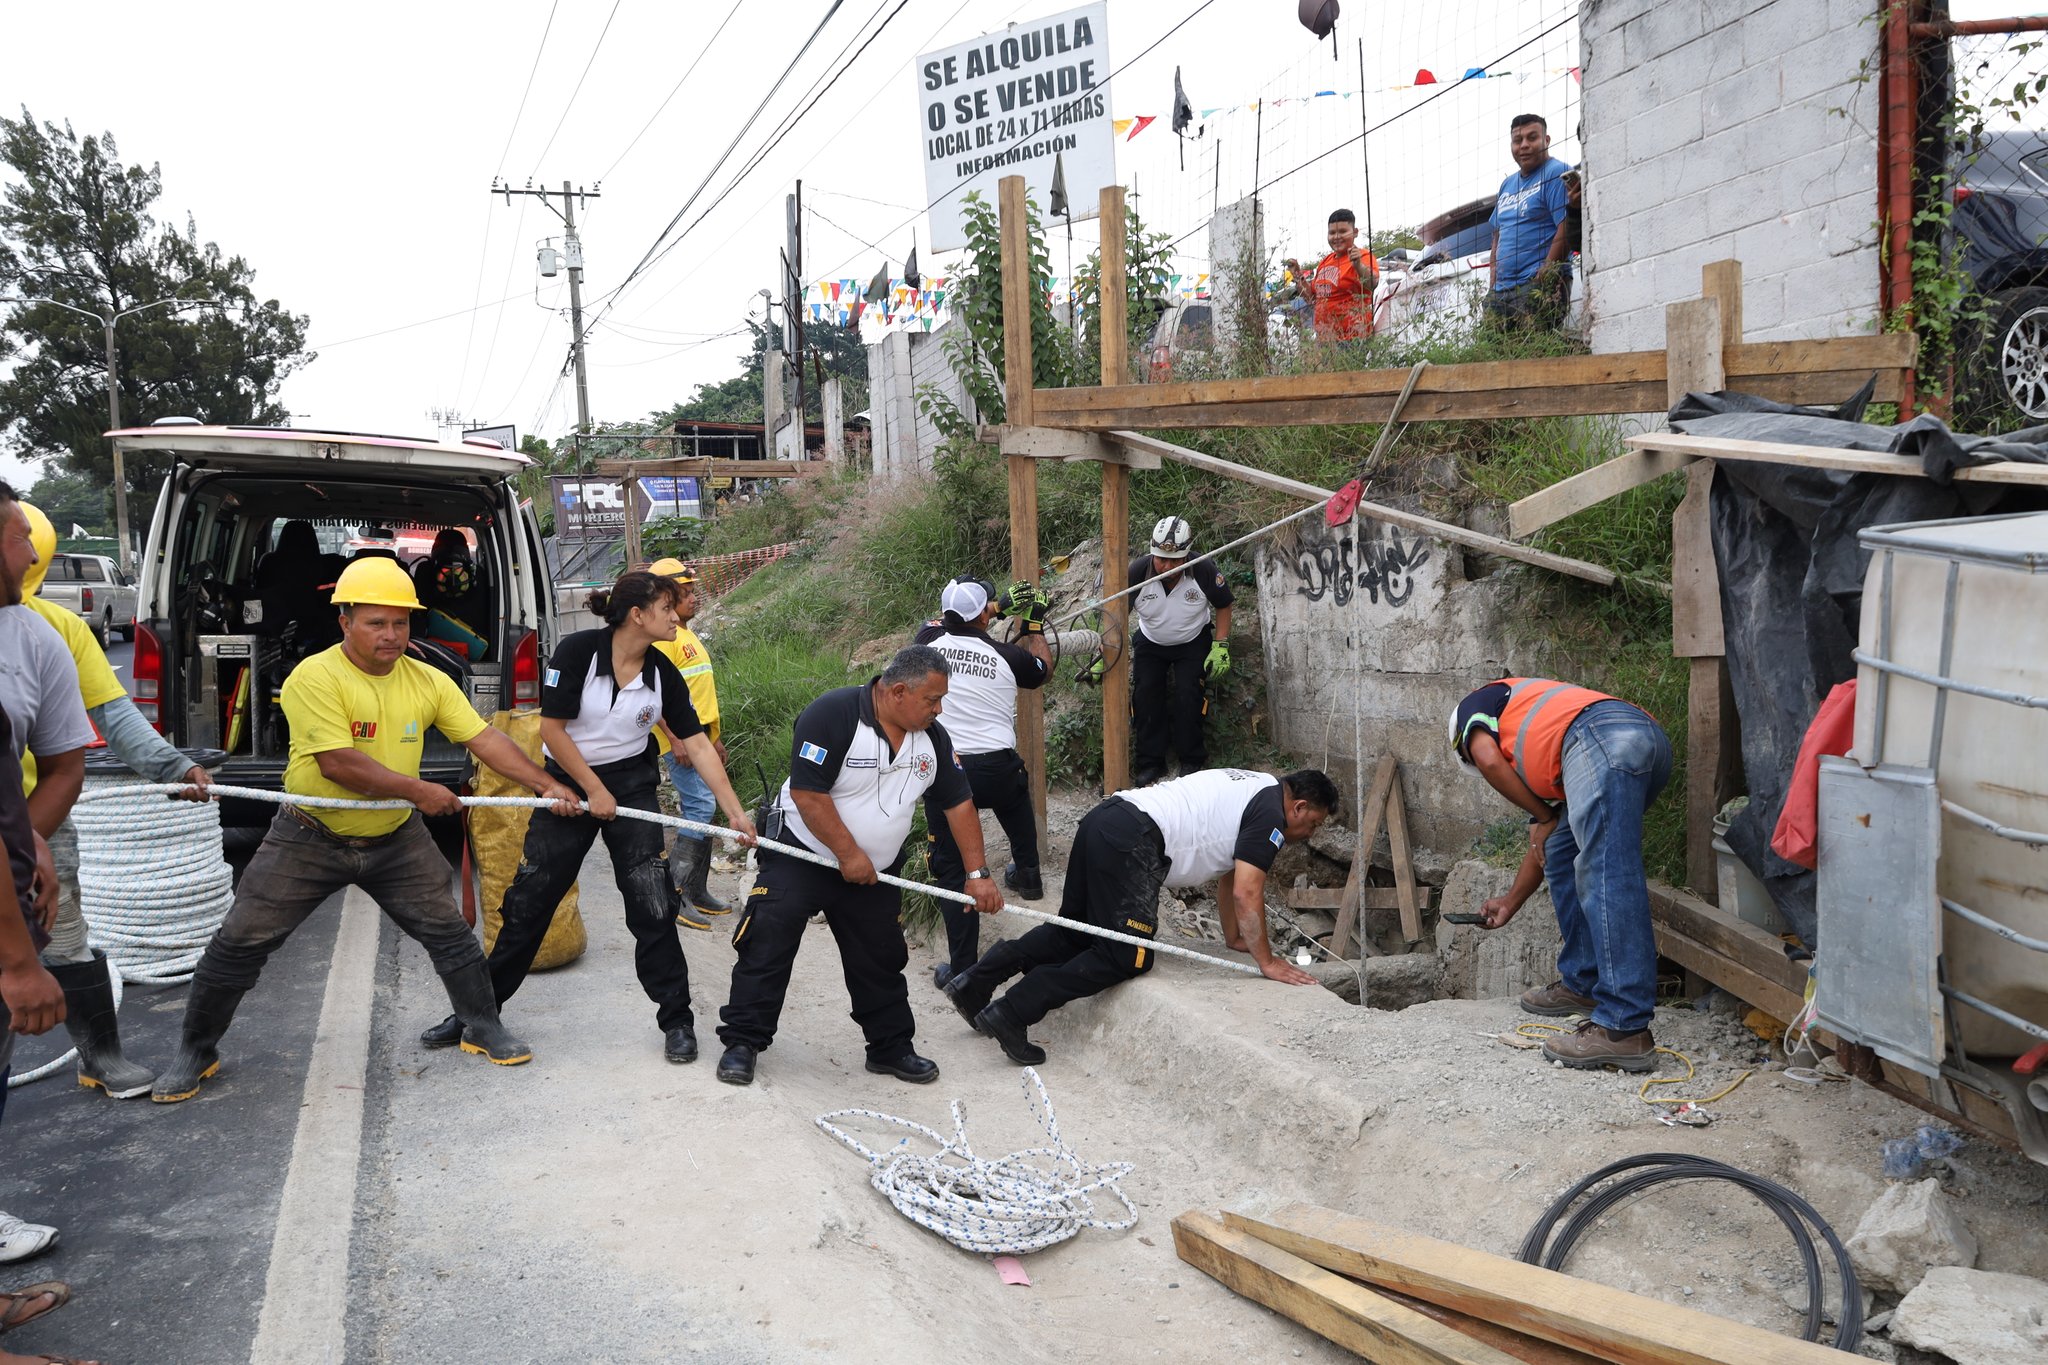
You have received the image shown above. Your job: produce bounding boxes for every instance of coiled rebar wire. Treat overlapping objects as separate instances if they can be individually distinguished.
[815,1066,1137,1256]
[1518,1153,1863,1351]
[72,785,1263,978]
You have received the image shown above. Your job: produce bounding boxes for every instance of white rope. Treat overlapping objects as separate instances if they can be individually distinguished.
[70,794,236,984]
[73,785,1263,977]
[815,1067,1136,1256]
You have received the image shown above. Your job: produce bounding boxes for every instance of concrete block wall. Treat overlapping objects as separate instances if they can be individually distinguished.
[1581,0,1883,351]
[865,318,975,481]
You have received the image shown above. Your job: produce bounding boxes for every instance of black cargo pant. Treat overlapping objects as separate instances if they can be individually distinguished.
[926,748,1039,974]
[488,753,693,1031]
[193,809,478,994]
[1131,626,1211,783]
[953,797,1167,1027]
[718,846,916,1063]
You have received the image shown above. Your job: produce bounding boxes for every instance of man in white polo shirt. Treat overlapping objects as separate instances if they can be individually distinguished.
[715,645,1003,1086]
[913,575,1051,990]
[945,767,1336,1064]
[1129,515,1233,787]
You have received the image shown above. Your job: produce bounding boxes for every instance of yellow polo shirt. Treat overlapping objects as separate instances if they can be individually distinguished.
[280,646,489,837]
[19,595,127,793]
[652,626,719,753]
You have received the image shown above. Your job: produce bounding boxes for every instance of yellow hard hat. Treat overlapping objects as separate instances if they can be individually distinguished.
[648,557,698,584]
[331,556,422,609]
[20,502,57,598]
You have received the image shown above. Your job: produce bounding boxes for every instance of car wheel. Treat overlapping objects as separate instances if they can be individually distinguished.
[119,618,135,641]
[97,611,113,647]
[1985,285,2048,423]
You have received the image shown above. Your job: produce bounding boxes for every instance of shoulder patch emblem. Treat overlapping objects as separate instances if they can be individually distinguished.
[798,741,830,765]
[1268,827,1284,848]
[544,668,560,686]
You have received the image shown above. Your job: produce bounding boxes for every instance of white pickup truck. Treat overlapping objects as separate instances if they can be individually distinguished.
[39,552,139,644]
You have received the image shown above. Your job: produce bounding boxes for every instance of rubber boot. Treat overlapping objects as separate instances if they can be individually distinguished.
[666,832,697,896]
[419,1014,463,1047]
[151,981,247,1104]
[49,951,155,1099]
[442,961,532,1065]
[682,836,730,915]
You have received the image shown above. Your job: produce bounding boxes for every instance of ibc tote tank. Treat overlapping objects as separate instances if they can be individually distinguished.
[1852,511,2048,1058]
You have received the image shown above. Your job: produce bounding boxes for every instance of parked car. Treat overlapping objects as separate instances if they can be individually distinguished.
[116,421,557,827]
[1372,192,1585,345]
[37,551,138,645]
[1144,298,1214,381]
[1953,128,2048,422]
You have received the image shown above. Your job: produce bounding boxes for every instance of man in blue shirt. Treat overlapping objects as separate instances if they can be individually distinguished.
[1485,113,1573,329]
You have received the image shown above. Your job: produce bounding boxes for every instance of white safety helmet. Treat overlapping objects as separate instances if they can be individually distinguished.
[1149,515,1193,559]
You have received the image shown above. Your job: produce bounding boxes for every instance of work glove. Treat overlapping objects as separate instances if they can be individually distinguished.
[1078,655,1107,688]
[1203,640,1231,680]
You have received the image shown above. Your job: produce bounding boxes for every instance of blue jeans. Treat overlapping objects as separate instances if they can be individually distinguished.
[663,752,716,826]
[1545,701,1672,1035]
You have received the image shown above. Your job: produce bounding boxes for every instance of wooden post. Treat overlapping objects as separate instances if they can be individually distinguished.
[822,377,844,464]
[999,174,1048,840]
[622,475,645,570]
[1668,263,1736,899]
[1098,185,1132,796]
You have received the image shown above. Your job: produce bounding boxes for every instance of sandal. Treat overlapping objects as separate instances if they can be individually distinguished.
[0,1283,69,1335]
[31,1356,103,1364]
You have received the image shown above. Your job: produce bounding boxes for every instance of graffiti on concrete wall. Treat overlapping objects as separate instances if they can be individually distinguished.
[1286,523,1431,608]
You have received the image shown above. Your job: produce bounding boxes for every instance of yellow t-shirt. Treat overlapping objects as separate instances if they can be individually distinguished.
[281,646,489,837]
[652,627,719,754]
[19,594,127,792]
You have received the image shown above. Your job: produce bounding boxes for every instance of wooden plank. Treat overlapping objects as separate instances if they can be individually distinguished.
[1098,185,1131,798]
[1701,260,1744,349]
[1037,385,1675,428]
[1288,886,1403,912]
[1333,755,1398,959]
[1225,1204,1854,1365]
[1671,463,1723,658]
[1507,448,1694,539]
[1374,1285,1614,1365]
[999,175,1046,842]
[993,426,1117,460]
[1648,882,1806,999]
[1667,295,1729,900]
[1172,1211,1528,1365]
[594,458,825,479]
[1387,777,1424,943]
[1629,431,2048,486]
[1108,431,1622,588]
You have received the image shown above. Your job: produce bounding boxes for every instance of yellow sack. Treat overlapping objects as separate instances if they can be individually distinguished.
[471,710,586,969]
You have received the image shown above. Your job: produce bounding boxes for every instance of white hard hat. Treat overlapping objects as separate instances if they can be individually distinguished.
[1150,516,1193,559]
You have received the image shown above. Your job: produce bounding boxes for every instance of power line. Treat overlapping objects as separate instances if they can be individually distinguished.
[497,0,562,174]
[598,0,748,183]
[307,289,534,350]
[462,200,530,413]
[528,0,625,177]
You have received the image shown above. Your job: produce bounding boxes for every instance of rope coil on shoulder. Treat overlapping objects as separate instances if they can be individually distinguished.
[816,1067,1136,1256]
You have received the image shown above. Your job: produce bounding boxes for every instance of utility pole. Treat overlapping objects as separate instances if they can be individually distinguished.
[494,179,600,436]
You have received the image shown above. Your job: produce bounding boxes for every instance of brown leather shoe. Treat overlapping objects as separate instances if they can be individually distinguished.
[1541,1020,1658,1072]
[1519,980,1597,1016]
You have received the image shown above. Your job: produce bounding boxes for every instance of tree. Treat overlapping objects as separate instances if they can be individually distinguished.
[23,464,108,533]
[0,108,312,507]
[664,315,868,425]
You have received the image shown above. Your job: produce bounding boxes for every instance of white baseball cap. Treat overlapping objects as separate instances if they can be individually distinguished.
[941,577,991,619]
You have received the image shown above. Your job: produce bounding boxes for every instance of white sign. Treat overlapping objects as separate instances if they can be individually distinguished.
[916,3,1113,252]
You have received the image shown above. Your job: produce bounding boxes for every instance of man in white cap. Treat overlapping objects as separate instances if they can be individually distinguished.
[1126,516,1233,787]
[913,575,1051,989]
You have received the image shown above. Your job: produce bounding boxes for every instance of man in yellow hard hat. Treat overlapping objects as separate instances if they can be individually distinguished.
[16,501,211,1099]
[647,557,728,923]
[152,556,581,1103]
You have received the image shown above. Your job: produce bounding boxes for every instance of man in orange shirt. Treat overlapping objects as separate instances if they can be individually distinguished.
[1450,678,1671,1072]
[1284,208,1378,343]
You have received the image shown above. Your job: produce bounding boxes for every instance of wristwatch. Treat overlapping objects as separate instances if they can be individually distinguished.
[965,867,992,881]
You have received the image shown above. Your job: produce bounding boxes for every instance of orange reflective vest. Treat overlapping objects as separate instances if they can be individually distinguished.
[1494,677,1621,801]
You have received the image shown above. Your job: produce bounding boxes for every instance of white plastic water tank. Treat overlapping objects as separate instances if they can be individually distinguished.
[1852,511,2048,1057]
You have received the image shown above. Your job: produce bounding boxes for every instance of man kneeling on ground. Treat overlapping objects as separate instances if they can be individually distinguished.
[945,767,1337,1064]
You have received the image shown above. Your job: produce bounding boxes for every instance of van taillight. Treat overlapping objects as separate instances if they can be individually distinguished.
[134,623,164,731]
[80,586,94,613]
[512,630,541,707]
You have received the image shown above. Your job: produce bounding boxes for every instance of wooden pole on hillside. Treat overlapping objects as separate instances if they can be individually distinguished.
[1669,259,1745,899]
[999,174,1048,841]
[1098,185,1132,796]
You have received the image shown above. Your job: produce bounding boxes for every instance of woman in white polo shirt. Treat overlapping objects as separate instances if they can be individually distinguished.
[419,570,756,1065]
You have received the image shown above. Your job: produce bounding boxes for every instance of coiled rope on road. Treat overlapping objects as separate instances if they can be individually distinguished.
[71,784,1263,977]
[71,792,237,984]
[816,1067,1136,1255]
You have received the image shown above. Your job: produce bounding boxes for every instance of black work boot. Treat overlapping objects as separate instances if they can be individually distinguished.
[441,961,533,1066]
[665,1024,699,1063]
[682,836,730,915]
[717,1043,757,1085]
[943,969,995,1031]
[49,951,155,1099]
[974,999,1048,1066]
[419,1014,463,1047]
[151,981,247,1103]
[1002,862,1043,900]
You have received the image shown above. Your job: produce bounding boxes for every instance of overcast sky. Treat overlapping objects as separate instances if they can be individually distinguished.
[0,0,2031,489]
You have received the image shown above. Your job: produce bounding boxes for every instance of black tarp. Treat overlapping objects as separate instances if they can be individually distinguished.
[1667,389,2048,949]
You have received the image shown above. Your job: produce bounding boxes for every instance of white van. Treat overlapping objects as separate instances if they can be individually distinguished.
[116,423,557,828]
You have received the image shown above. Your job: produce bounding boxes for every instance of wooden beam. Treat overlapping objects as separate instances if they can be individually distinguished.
[1373,1285,1614,1365]
[1098,184,1132,798]
[1667,292,1729,900]
[977,424,1163,468]
[594,458,826,480]
[1108,430,1623,588]
[1288,886,1404,912]
[1225,1204,1855,1365]
[1333,755,1398,959]
[1173,1211,1529,1365]
[1701,259,1744,348]
[999,175,1047,841]
[1628,431,2048,485]
[1387,777,1424,943]
[1508,448,1695,539]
